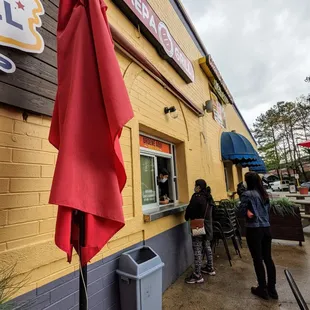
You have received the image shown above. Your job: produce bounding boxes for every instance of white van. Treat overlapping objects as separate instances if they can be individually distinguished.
[270,180,290,191]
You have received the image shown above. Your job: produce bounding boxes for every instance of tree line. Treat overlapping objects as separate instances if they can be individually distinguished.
[253,95,310,181]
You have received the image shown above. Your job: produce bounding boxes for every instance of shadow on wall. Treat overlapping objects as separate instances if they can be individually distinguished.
[7,222,193,309]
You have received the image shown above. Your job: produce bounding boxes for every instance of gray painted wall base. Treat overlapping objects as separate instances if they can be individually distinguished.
[10,222,193,310]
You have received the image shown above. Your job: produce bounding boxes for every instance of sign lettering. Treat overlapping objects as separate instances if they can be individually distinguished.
[0,52,15,73]
[113,0,195,83]
[213,79,229,105]
[139,135,171,154]
[207,55,234,104]
[212,99,226,128]
[0,0,45,73]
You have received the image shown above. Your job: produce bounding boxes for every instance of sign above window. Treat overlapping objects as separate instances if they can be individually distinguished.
[211,93,226,128]
[199,55,234,105]
[0,0,45,74]
[112,0,195,83]
[207,55,234,105]
[139,135,171,154]
[213,79,229,106]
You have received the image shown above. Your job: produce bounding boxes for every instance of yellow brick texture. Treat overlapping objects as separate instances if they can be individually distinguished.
[14,121,49,139]
[0,147,11,162]
[0,193,40,209]
[0,210,8,226]
[41,139,57,152]
[39,192,50,205]
[0,0,256,300]
[0,132,41,150]
[41,165,55,178]
[10,178,52,193]
[0,116,13,133]
[0,179,9,193]
[0,243,6,251]
[7,233,53,250]
[13,149,54,164]
[0,221,39,243]
[8,205,54,224]
[0,163,40,178]
[39,218,56,234]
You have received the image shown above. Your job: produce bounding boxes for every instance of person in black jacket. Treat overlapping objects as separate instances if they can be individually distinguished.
[185,179,216,284]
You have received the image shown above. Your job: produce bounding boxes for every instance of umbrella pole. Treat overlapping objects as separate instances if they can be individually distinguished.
[79,211,88,310]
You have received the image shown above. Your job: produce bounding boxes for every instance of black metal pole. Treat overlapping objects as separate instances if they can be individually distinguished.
[79,211,87,310]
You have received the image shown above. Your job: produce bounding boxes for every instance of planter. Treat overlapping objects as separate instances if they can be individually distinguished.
[299,187,309,195]
[238,206,304,244]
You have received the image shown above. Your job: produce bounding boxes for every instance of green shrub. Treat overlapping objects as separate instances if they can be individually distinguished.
[270,198,297,217]
[218,199,239,209]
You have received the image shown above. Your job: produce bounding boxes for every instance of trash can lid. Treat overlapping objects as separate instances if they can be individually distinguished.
[117,246,163,276]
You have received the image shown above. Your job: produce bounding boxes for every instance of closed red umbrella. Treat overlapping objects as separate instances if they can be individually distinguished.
[49,0,133,268]
[298,141,310,148]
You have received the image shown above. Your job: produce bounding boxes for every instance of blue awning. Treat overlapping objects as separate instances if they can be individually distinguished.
[242,152,265,167]
[250,164,267,174]
[221,132,257,163]
[243,151,267,173]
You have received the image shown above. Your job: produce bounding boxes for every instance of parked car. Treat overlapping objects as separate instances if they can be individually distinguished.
[262,178,271,190]
[264,174,279,183]
[300,182,310,189]
[270,180,290,191]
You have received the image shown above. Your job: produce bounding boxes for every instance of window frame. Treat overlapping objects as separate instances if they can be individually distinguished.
[139,133,178,211]
[140,153,158,209]
[223,161,234,192]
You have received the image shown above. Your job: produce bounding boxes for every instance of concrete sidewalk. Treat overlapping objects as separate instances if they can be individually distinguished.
[163,228,310,310]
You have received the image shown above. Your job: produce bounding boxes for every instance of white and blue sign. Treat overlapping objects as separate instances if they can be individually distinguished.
[0,0,45,73]
[0,53,15,73]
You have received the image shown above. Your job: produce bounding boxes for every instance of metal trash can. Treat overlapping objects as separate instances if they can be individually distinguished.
[116,246,165,310]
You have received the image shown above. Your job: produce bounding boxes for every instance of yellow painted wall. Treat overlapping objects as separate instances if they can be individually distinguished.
[0,0,256,298]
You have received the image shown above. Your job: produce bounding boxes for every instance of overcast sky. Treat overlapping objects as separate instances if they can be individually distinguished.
[181,0,310,127]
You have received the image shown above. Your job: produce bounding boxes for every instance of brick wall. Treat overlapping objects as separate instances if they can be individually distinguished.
[0,103,140,298]
[0,0,255,303]
[10,222,192,310]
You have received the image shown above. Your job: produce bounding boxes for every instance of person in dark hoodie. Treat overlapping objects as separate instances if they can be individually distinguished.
[185,179,216,284]
[237,172,278,300]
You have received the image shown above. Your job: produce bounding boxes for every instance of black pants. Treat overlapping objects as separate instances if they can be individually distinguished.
[246,227,276,288]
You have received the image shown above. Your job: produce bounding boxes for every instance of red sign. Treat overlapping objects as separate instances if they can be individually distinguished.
[113,0,195,83]
[139,135,171,154]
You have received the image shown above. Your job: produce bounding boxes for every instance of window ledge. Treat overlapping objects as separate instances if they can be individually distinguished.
[143,203,188,222]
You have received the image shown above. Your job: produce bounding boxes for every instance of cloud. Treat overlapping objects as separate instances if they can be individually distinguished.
[181,0,310,126]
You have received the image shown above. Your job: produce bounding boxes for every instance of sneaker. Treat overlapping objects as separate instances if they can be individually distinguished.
[201,266,216,276]
[268,287,279,300]
[251,286,269,300]
[185,273,204,284]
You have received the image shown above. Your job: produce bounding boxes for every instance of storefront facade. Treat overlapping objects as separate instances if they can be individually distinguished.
[0,0,256,308]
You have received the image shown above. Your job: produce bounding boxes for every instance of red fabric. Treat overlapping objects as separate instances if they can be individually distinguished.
[298,141,310,148]
[49,0,133,265]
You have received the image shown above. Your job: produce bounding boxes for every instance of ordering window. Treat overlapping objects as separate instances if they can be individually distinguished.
[140,134,178,210]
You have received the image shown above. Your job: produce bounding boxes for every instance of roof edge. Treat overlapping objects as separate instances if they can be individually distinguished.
[172,0,256,145]
[232,104,257,145]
